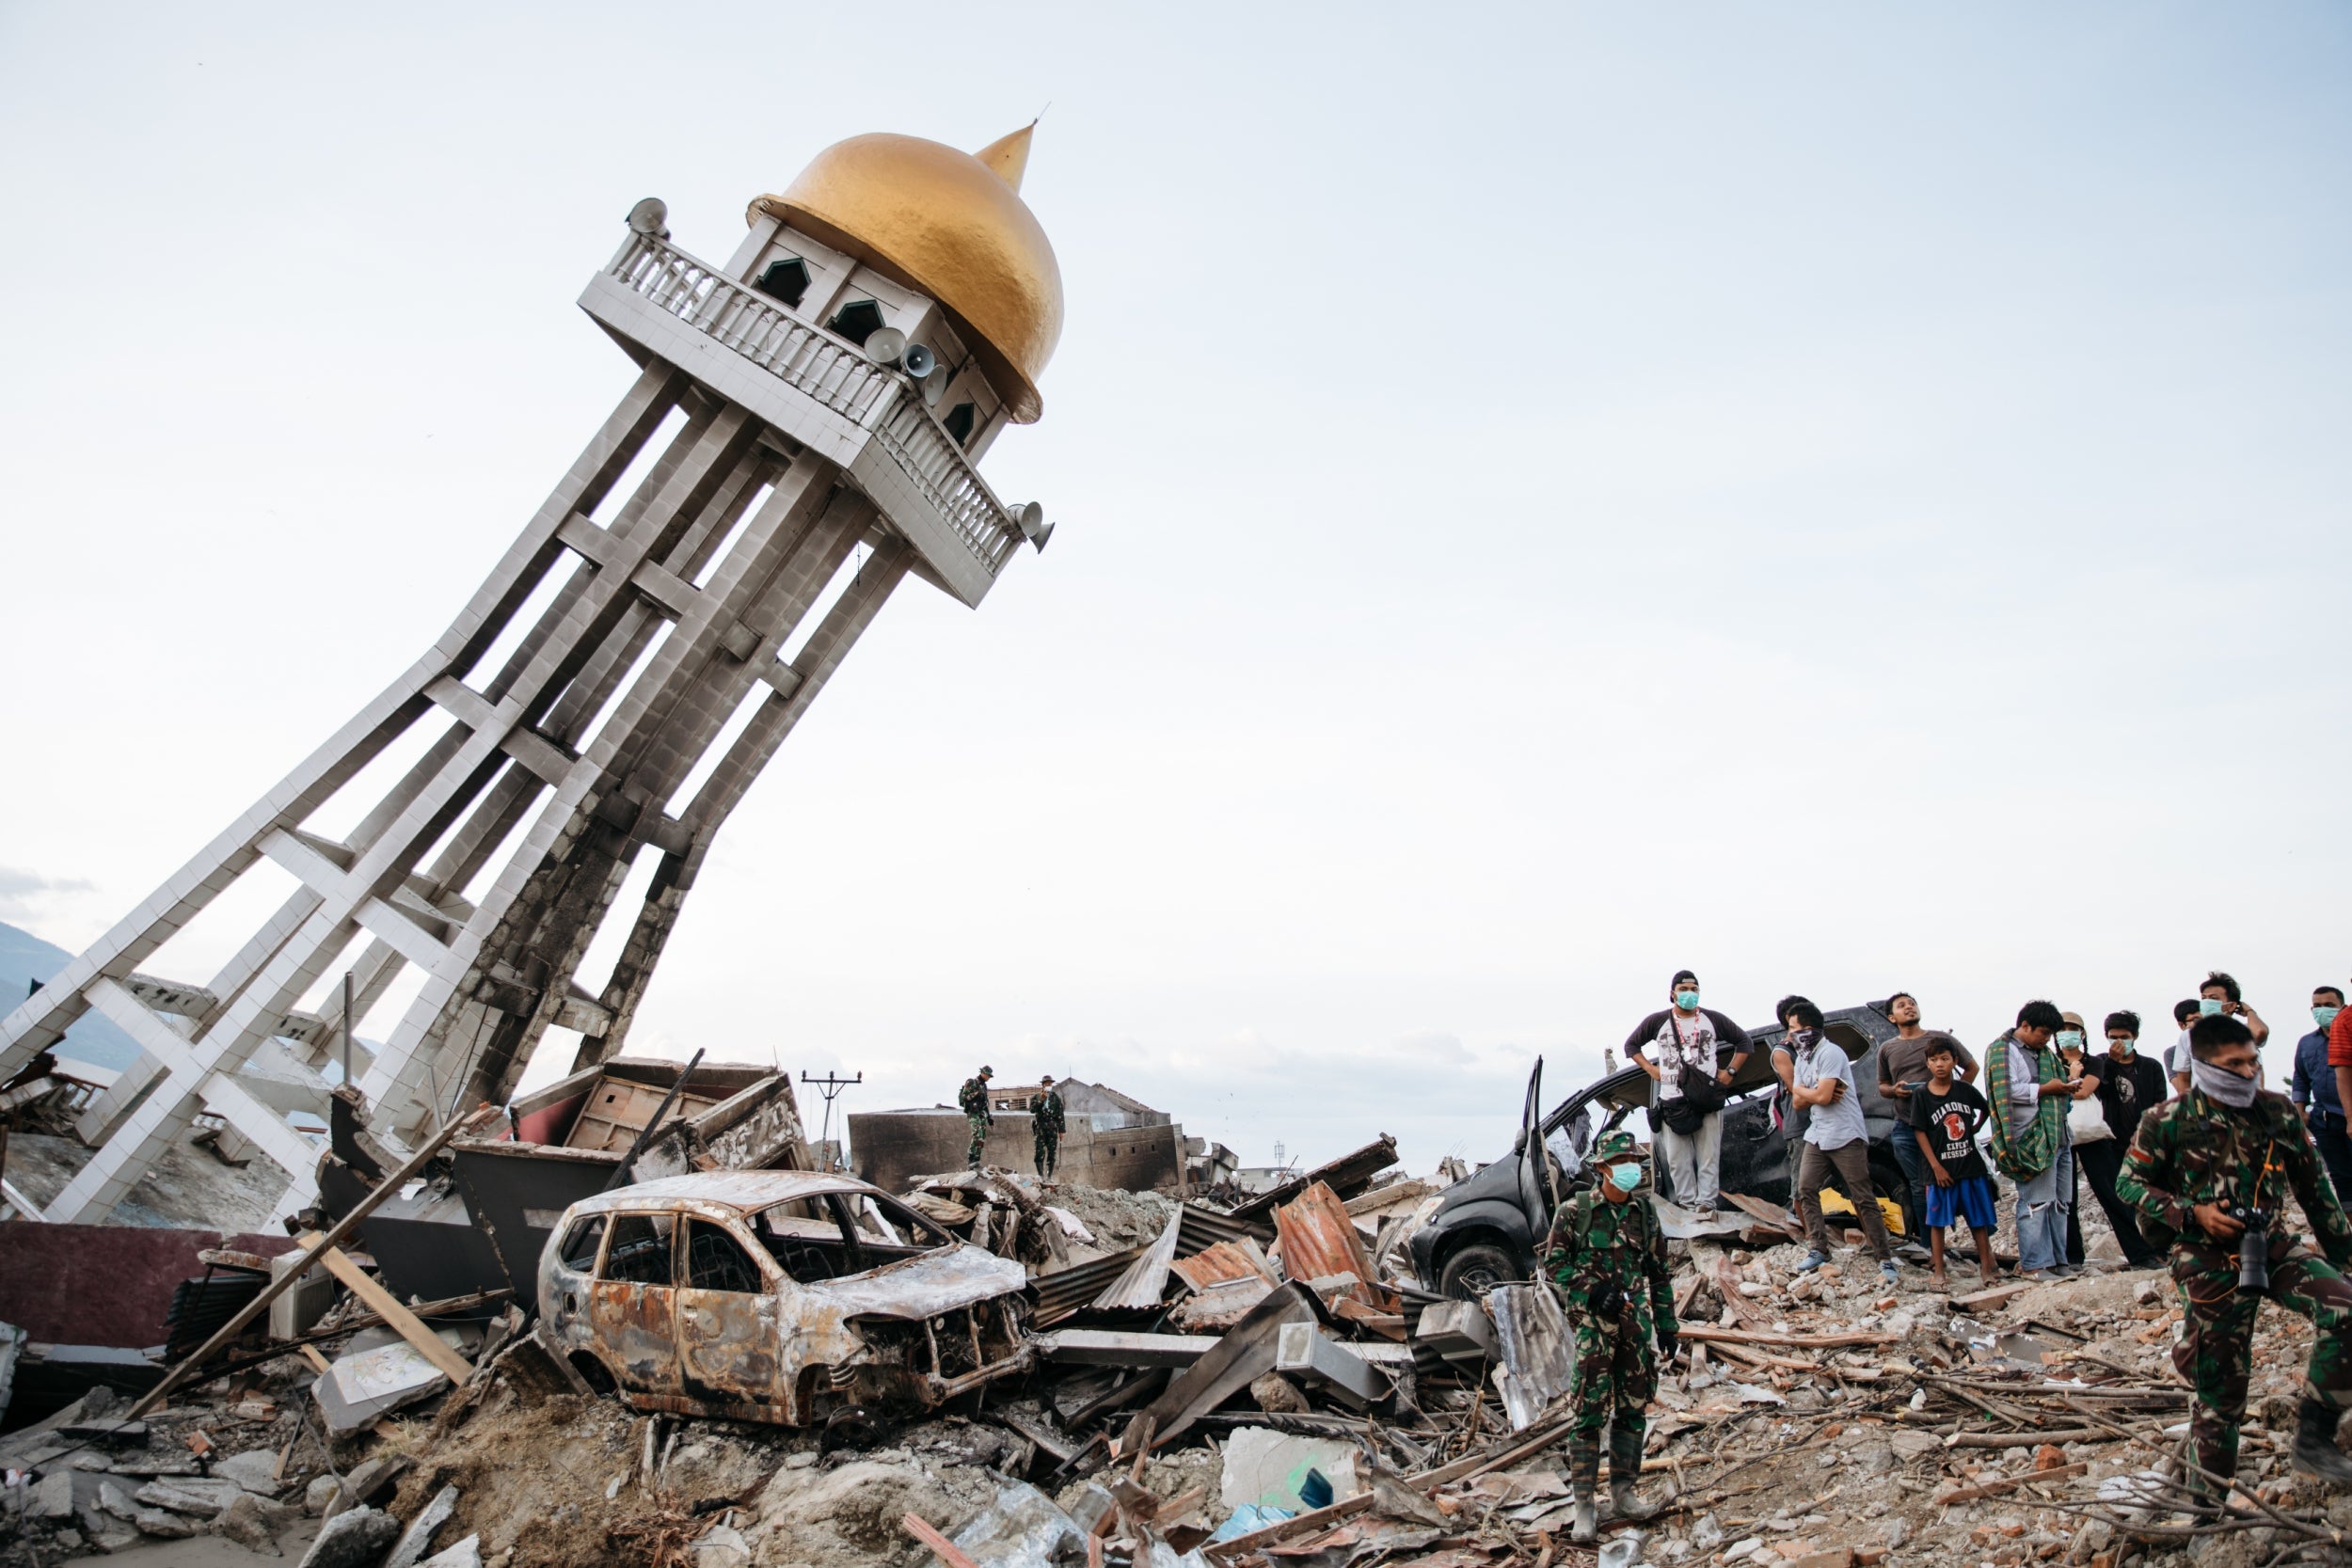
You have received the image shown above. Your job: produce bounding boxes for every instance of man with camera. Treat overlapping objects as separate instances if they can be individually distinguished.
[2118,1013,2352,1494]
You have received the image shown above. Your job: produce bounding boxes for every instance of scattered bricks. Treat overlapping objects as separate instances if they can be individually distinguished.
[2033,1444,2066,1471]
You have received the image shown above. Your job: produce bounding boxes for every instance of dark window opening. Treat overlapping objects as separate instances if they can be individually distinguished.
[558,1214,607,1272]
[942,403,977,447]
[828,298,886,347]
[754,257,811,309]
[683,1220,764,1293]
[599,1212,675,1285]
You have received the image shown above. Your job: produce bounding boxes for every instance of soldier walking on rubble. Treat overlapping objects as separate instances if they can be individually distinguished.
[2116,1013,2352,1496]
[1545,1130,1677,1544]
[1031,1074,1066,1179]
[959,1065,994,1168]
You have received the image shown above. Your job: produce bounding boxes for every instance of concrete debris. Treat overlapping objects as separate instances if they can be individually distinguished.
[1217,1426,1363,1513]
[298,1502,401,1568]
[384,1481,461,1568]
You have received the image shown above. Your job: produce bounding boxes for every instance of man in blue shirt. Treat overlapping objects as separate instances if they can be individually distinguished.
[2291,984,2352,1201]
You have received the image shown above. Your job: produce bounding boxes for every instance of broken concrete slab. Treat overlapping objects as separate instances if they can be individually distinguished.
[215,1491,294,1555]
[384,1482,460,1568]
[937,1478,1090,1567]
[299,1503,400,1568]
[135,1504,199,1538]
[1218,1427,1363,1514]
[314,1337,452,1435]
[416,1535,484,1568]
[214,1446,289,1496]
[135,1475,246,1513]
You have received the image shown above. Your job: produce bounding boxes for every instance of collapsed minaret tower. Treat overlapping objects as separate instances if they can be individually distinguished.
[0,125,1063,1222]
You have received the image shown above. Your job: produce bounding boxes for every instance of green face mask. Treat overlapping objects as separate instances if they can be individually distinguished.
[1674,990,1700,1010]
[2315,1006,2342,1031]
[2200,997,2226,1017]
[2109,1037,2136,1057]
[2056,1030,2084,1051]
[1606,1162,1644,1194]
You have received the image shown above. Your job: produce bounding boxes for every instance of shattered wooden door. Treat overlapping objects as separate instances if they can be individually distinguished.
[590,1212,682,1398]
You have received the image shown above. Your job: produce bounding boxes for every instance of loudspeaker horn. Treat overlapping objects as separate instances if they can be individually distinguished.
[901,342,937,379]
[626,198,670,238]
[1010,501,1048,549]
[863,326,907,367]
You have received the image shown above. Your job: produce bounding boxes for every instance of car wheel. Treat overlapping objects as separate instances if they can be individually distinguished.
[1438,1243,1518,1301]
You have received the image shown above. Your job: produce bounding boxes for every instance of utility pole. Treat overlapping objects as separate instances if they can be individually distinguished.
[799,1071,862,1173]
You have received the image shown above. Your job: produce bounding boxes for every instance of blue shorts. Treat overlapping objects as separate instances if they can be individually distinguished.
[1924,1176,1996,1232]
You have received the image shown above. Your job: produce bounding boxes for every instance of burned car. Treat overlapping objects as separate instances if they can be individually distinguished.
[540,1171,1031,1425]
[1409,1002,1914,1298]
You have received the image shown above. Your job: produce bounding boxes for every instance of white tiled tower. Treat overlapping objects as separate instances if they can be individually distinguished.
[0,125,1063,1223]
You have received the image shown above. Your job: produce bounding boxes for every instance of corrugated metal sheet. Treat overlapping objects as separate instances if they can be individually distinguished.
[1173,1203,1273,1250]
[1271,1180,1396,1310]
[1091,1210,1184,1310]
[1028,1247,1144,1327]
[1168,1238,1276,1292]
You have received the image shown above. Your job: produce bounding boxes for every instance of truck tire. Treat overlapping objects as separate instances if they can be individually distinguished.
[1438,1243,1518,1301]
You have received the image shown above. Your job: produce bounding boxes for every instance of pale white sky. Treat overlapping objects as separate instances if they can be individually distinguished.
[3,5,2347,1174]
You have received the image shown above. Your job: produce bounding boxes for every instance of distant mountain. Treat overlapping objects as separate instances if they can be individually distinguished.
[0,920,142,1071]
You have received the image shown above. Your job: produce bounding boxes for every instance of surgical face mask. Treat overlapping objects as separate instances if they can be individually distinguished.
[2108,1037,2136,1057]
[1605,1162,1644,1194]
[2191,1057,2259,1109]
[2200,997,2227,1017]
[1674,990,1700,1010]
[2315,1005,2343,1031]
[2056,1030,2084,1051]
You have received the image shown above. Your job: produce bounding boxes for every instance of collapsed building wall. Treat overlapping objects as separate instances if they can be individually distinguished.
[848,1108,1184,1195]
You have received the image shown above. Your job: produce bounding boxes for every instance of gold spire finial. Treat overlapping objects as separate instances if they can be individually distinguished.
[973,123,1035,192]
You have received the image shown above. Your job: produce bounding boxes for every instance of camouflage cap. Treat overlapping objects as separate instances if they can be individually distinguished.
[1593,1130,1639,1162]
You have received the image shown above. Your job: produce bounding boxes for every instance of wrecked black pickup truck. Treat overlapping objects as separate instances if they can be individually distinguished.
[1409,1002,1913,1298]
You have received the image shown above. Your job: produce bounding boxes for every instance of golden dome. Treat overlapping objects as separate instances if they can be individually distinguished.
[748,125,1062,424]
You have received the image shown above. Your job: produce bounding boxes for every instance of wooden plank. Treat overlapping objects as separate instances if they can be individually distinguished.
[1934,1462,2088,1504]
[1200,1493,1375,1564]
[297,1232,475,1385]
[900,1512,982,1568]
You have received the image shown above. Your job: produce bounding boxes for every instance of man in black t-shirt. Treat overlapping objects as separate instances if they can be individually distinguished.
[2081,1010,2167,1268]
[1908,1038,2002,1288]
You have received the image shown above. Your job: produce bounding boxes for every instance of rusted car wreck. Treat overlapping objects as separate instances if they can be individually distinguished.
[538,1171,1032,1425]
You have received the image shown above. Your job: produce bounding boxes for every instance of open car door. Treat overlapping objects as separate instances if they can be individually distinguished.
[1517,1056,1554,1229]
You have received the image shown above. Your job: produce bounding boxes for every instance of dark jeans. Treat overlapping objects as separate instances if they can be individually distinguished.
[1889,1126,1929,1246]
[2312,1112,2352,1210]
[2077,1136,2160,1265]
[2065,1153,2085,1265]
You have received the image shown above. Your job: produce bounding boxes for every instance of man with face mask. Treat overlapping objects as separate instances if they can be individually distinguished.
[2292,987,2352,1201]
[1544,1130,1677,1544]
[2118,1015,2352,1496]
[2082,1011,2167,1268]
[2167,973,2269,1092]
[1784,1000,1900,1286]
[1621,971,1753,1214]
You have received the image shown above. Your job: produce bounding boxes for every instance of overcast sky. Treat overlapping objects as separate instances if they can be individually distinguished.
[3,5,2347,1176]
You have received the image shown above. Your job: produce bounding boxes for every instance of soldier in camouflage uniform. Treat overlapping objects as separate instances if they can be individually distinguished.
[958,1065,994,1168]
[2117,1014,2352,1494]
[1031,1074,1067,1180]
[1544,1129,1678,1543]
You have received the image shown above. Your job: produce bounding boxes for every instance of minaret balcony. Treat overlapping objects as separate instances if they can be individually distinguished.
[580,229,1024,607]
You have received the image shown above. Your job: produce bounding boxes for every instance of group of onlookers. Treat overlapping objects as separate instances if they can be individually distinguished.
[1619,968,2352,1289]
[1613,967,2352,1504]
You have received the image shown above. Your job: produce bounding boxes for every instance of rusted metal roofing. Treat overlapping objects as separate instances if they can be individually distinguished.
[1271,1180,1396,1310]
[1168,1238,1276,1292]
[1029,1247,1143,1326]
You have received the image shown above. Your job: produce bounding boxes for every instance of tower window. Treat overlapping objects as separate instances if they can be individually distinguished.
[753,258,811,309]
[827,298,886,347]
[941,402,977,448]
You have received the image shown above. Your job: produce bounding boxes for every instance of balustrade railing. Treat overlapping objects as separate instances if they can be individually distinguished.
[605,231,1021,578]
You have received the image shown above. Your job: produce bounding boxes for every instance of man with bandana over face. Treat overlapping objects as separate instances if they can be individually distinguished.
[1545,1130,1677,1543]
[2119,1014,2352,1494]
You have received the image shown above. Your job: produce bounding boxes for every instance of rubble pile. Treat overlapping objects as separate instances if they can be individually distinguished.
[6,1076,2352,1568]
